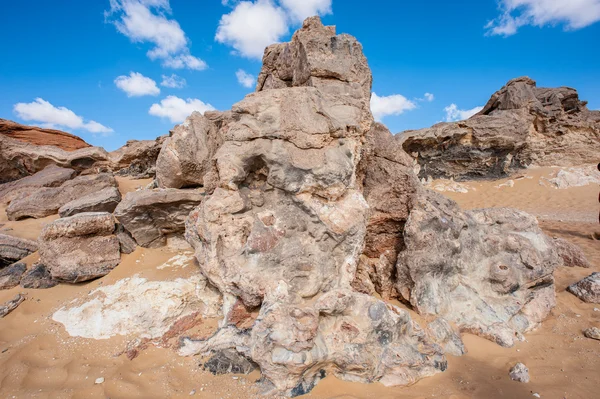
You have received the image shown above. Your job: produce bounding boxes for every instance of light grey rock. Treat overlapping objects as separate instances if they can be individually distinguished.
[509,362,530,383]
[109,136,167,178]
[427,318,467,356]
[554,238,591,268]
[38,212,120,283]
[0,234,37,267]
[115,224,137,254]
[0,294,25,318]
[115,189,204,248]
[58,186,122,217]
[397,190,561,347]
[0,165,76,206]
[583,327,600,340]
[568,272,600,303]
[0,262,26,290]
[6,173,118,220]
[400,77,600,180]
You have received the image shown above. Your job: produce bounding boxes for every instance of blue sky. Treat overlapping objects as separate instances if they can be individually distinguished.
[1,0,599,151]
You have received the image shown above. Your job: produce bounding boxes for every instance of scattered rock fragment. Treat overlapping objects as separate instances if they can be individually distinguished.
[583,327,600,340]
[509,362,530,383]
[0,234,37,267]
[0,294,25,318]
[19,263,58,289]
[554,238,592,268]
[567,272,600,304]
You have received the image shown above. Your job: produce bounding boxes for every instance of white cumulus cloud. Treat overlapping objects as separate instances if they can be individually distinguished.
[280,0,332,23]
[236,69,255,88]
[149,96,216,123]
[486,0,600,36]
[161,74,187,88]
[114,72,160,97]
[106,0,207,70]
[13,98,113,135]
[370,92,417,122]
[216,0,289,60]
[443,104,483,122]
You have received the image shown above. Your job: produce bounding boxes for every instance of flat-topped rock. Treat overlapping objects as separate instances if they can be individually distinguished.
[58,186,122,217]
[0,234,38,267]
[0,165,77,206]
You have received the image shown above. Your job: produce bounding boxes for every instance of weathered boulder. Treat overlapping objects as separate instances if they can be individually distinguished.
[400,77,600,180]
[155,112,225,189]
[584,327,600,340]
[0,234,37,267]
[115,224,137,254]
[0,262,26,290]
[38,212,120,283]
[553,238,591,268]
[6,173,118,220]
[58,186,122,217]
[109,136,167,178]
[0,165,77,206]
[20,263,58,289]
[396,191,561,347]
[0,133,109,184]
[114,189,203,247]
[182,17,446,396]
[567,272,600,304]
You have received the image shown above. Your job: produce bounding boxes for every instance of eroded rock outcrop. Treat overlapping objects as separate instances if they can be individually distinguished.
[0,133,108,184]
[114,189,203,247]
[109,136,166,178]
[38,212,120,283]
[6,173,118,220]
[401,77,600,180]
[396,191,561,347]
[181,17,446,396]
[58,186,122,217]
[0,118,90,150]
[156,112,225,189]
[0,165,77,206]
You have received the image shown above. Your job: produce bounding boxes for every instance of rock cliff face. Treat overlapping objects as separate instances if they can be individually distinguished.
[0,119,91,151]
[400,77,600,180]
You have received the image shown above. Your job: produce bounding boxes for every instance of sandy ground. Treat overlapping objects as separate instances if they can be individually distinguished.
[0,171,599,399]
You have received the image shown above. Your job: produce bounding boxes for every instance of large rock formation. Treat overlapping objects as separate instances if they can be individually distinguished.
[0,118,91,150]
[58,186,122,218]
[0,133,109,184]
[155,112,225,189]
[38,212,121,283]
[114,189,204,247]
[109,136,166,178]
[396,191,561,347]
[6,173,118,220]
[181,17,446,396]
[400,77,600,180]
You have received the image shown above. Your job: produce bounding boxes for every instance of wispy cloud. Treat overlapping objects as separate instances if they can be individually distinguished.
[13,98,113,135]
[161,74,187,88]
[370,92,417,122]
[443,103,483,122]
[486,0,600,36]
[149,95,215,123]
[106,0,207,70]
[236,69,255,88]
[114,72,160,97]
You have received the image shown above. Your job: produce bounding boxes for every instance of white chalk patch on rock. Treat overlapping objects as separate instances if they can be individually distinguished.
[52,275,222,340]
[157,252,195,270]
[542,165,600,189]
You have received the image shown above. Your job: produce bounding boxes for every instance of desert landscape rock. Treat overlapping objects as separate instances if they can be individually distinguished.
[509,362,530,383]
[426,318,467,357]
[396,191,561,347]
[0,262,26,290]
[109,136,166,178]
[114,188,203,247]
[401,77,600,180]
[554,237,592,268]
[0,118,90,150]
[19,263,59,289]
[583,327,600,340]
[156,112,224,189]
[0,294,25,318]
[6,173,118,220]
[38,212,120,283]
[0,133,109,184]
[58,186,122,217]
[0,234,37,267]
[0,165,77,206]
[567,272,600,304]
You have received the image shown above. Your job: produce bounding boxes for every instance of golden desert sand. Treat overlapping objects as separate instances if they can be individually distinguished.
[0,169,598,399]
